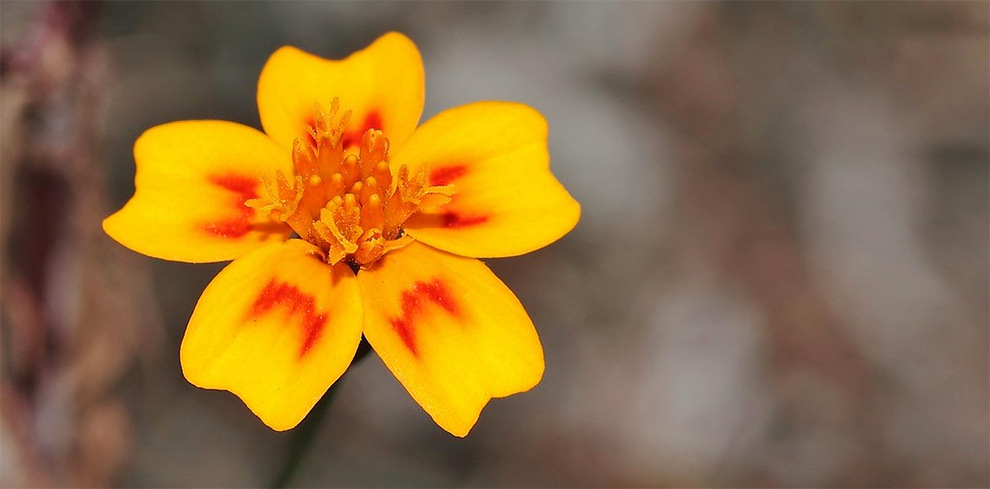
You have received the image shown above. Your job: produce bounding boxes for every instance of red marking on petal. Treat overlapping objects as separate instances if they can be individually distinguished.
[203,175,259,238]
[250,279,329,358]
[203,220,252,238]
[212,175,259,201]
[391,317,417,355]
[418,280,458,315]
[441,211,488,229]
[389,279,459,356]
[429,165,467,186]
[341,111,382,149]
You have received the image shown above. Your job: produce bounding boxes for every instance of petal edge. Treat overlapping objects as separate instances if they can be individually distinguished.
[358,242,544,436]
[181,239,363,431]
[103,120,293,263]
[257,32,425,152]
[393,102,580,258]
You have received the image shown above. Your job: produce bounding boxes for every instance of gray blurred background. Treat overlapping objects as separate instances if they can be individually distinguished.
[1,1,987,487]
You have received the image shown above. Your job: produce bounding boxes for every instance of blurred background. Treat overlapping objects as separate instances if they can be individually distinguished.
[1,1,987,487]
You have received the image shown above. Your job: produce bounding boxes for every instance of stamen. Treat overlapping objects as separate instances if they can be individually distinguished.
[253,97,457,268]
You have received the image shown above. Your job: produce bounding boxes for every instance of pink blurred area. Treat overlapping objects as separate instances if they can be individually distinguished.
[1,1,987,487]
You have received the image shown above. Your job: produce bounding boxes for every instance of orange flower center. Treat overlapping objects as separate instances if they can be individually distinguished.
[247,99,455,269]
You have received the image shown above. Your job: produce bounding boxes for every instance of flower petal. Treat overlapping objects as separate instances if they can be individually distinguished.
[257,32,424,151]
[102,121,293,263]
[180,239,363,431]
[392,102,580,258]
[357,241,544,437]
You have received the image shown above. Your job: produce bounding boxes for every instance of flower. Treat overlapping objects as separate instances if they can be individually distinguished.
[103,32,579,437]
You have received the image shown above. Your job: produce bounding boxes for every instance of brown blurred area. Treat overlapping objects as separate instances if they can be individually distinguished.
[0,1,987,487]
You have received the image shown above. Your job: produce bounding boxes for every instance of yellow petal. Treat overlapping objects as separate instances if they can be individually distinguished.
[392,102,580,258]
[357,241,544,437]
[103,120,293,263]
[180,239,363,431]
[257,32,424,152]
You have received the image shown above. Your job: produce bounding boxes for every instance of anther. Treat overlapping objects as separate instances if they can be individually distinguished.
[326,173,344,201]
[363,193,384,231]
[272,98,466,268]
[340,154,359,188]
[343,193,358,211]
[364,176,378,191]
[372,161,391,189]
[361,177,378,204]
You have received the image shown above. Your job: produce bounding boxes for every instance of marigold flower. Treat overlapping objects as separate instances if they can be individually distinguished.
[103,32,579,436]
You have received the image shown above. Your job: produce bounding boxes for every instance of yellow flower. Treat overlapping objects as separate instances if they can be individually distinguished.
[103,32,579,437]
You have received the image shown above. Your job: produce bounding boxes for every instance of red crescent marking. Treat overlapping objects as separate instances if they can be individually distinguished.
[341,111,383,149]
[250,279,329,358]
[389,279,458,357]
[428,165,467,186]
[203,175,259,238]
[441,211,488,229]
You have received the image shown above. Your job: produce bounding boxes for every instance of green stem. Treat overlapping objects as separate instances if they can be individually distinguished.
[269,339,372,488]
